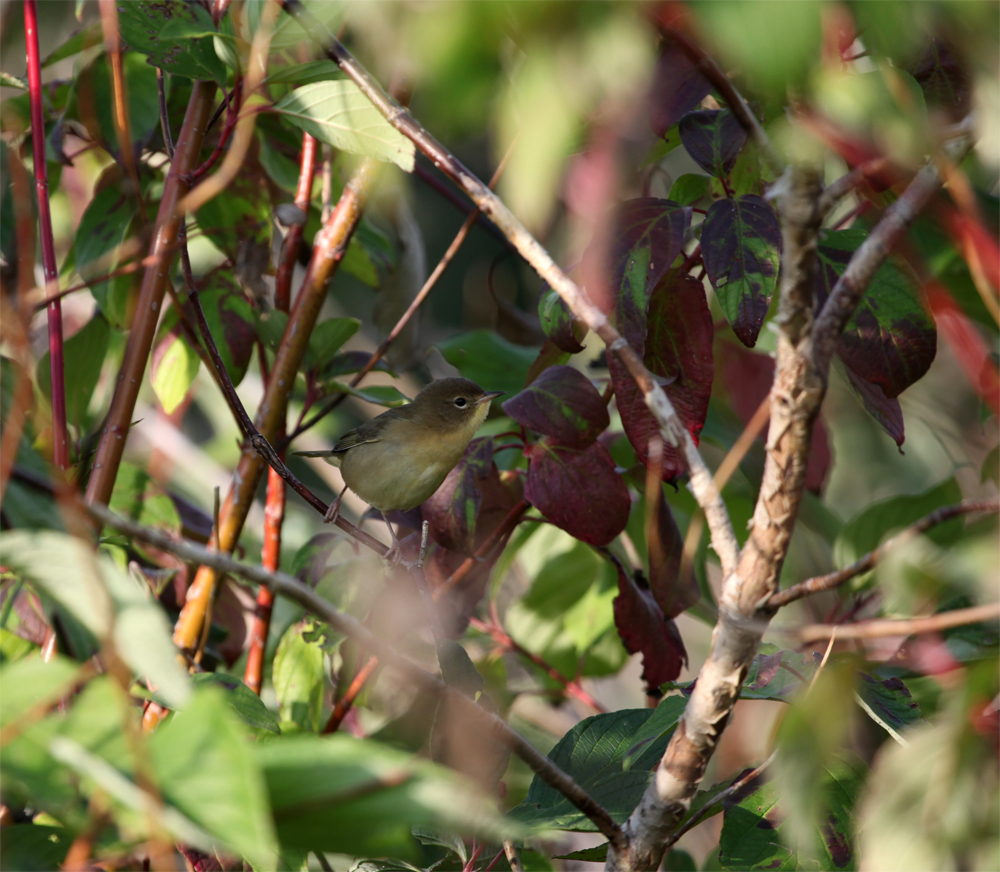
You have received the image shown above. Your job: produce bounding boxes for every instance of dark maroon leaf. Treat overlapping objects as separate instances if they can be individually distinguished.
[612,563,687,692]
[678,109,747,179]
[503,365,609,447]
[611,274,713,481]
[910,38,970,119]
[422,438,494,554]
[718,343,832,493]
[649,44,713,138]
[702,195,782,347]
[524,438,630,547]
[648,496,699,618]
[538,287,586,353]
[590,199,691,352]
[843,362,905,448]
[816,229,936,398]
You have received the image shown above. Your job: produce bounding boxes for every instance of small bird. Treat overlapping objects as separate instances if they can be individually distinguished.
[295,377,503,560]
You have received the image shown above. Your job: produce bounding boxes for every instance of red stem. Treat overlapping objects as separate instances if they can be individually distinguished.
[274,132,317,310]
[186,79,243,185]
[323,655,379,733]
[25,0,69,470]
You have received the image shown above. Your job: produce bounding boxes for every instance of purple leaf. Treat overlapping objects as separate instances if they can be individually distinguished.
[648,496,699,618]
[612,563,687,692]
[589,198,692,352]
[843,362,905,448]
[702,195,782,347]
[816,228,936,398]
[649,44,713,138]
[611,274,714,481]
[503,365,609,447]
[422,438,494,554]
[910,38,970,118]
[524,438,630,547]
[538,287,586,354]
[678,109,747,178]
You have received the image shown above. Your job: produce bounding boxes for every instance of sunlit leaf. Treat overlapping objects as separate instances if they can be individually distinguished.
[273,81,416,172]
[151,330,200,415]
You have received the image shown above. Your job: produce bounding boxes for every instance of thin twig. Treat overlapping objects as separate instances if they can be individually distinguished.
[323,655,378,733]
[791,602,1000,643]
[87,502,627,851]
[768,498,999,608]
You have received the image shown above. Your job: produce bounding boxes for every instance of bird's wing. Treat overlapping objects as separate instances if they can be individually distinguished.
[332,404,416,453]
[332,427,381,453]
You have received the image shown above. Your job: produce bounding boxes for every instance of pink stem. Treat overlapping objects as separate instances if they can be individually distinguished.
[25,0,69,470]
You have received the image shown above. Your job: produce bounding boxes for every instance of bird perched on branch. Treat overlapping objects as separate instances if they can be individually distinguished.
[295,377,503,560]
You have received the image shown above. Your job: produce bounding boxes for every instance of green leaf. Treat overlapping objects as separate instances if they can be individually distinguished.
[151,332,200,415]
[0,824,71,871]
[273,81,416,172]
[510,707,678,831]
[150,687,279,869]
[193,274,257,386]
[189,673,281,736]
[668,173,711,206]
[36,313,110,428]
[621,696,688,768]
[303,318,361,371]
[108,462,182,534]
[265,60,343,86]
[320,382,410,408]
[436,330,539,398]
[834,478,964,572]
[41,22,101,67]
[856,674,922,732]
[258,734,516,858]
[272,620,327,732]
[117,0,227,84]
[0,655,80,729]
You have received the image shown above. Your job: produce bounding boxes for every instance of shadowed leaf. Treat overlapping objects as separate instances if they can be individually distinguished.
[816,229,936,398]
[842,361,905,447]
[857,674,922,730]
[117,1,227,84]
[611,273,713,481]
[612,563,687,693]
[538,287,586,353]
[422,438,494,555]
[649,495,699,618]
[592,199,691,351]
[702,195,782,347]
[678,109,747,178]
[910,38,970,118]
[524,439,630,547]
[649,44,713,138]
[187,273,257,387]
[503,366,609,447]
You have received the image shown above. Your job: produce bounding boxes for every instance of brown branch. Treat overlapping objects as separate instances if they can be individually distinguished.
[280,0,741,580]
[88,502,627,851]
[769,498,999,608]
[793,603,1000,643]
[84,81,218,508]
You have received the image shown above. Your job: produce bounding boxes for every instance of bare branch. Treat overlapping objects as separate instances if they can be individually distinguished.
[792,603,1000,643]
[86,502,627,851]
[769,498,999,608]
[280,0,741,578]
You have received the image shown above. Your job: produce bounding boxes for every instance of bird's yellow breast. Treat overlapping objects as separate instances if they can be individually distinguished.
[338,408,487,511]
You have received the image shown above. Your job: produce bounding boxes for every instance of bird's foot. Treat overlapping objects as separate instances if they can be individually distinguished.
[322,496,341,524]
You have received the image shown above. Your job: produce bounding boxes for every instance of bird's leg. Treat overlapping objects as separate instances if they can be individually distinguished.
[380,511,403,568]
[323,484,349,524]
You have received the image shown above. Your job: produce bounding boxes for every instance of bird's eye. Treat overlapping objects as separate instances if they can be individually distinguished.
[454,397,468,408]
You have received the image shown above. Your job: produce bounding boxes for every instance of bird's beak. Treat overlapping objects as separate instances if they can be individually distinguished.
[478,390,504,404]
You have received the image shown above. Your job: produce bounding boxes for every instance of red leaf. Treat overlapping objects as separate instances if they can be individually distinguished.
[588,198,691,351]
[678,109,747,179]
[524,439,630,547]
[718,343,832,491]
[842,361,905,448]
[611,273,714,481]
[503,365,609,447]
[649,44,712,138]
[422,438,494,554]
[612,562,687,692]
[648,496,700,618]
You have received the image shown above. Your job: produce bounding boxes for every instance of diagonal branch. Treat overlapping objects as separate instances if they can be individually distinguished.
[87,501,627,852]
[280,0,741,577]
[769,498,999,608]
[793,602,1000,643]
